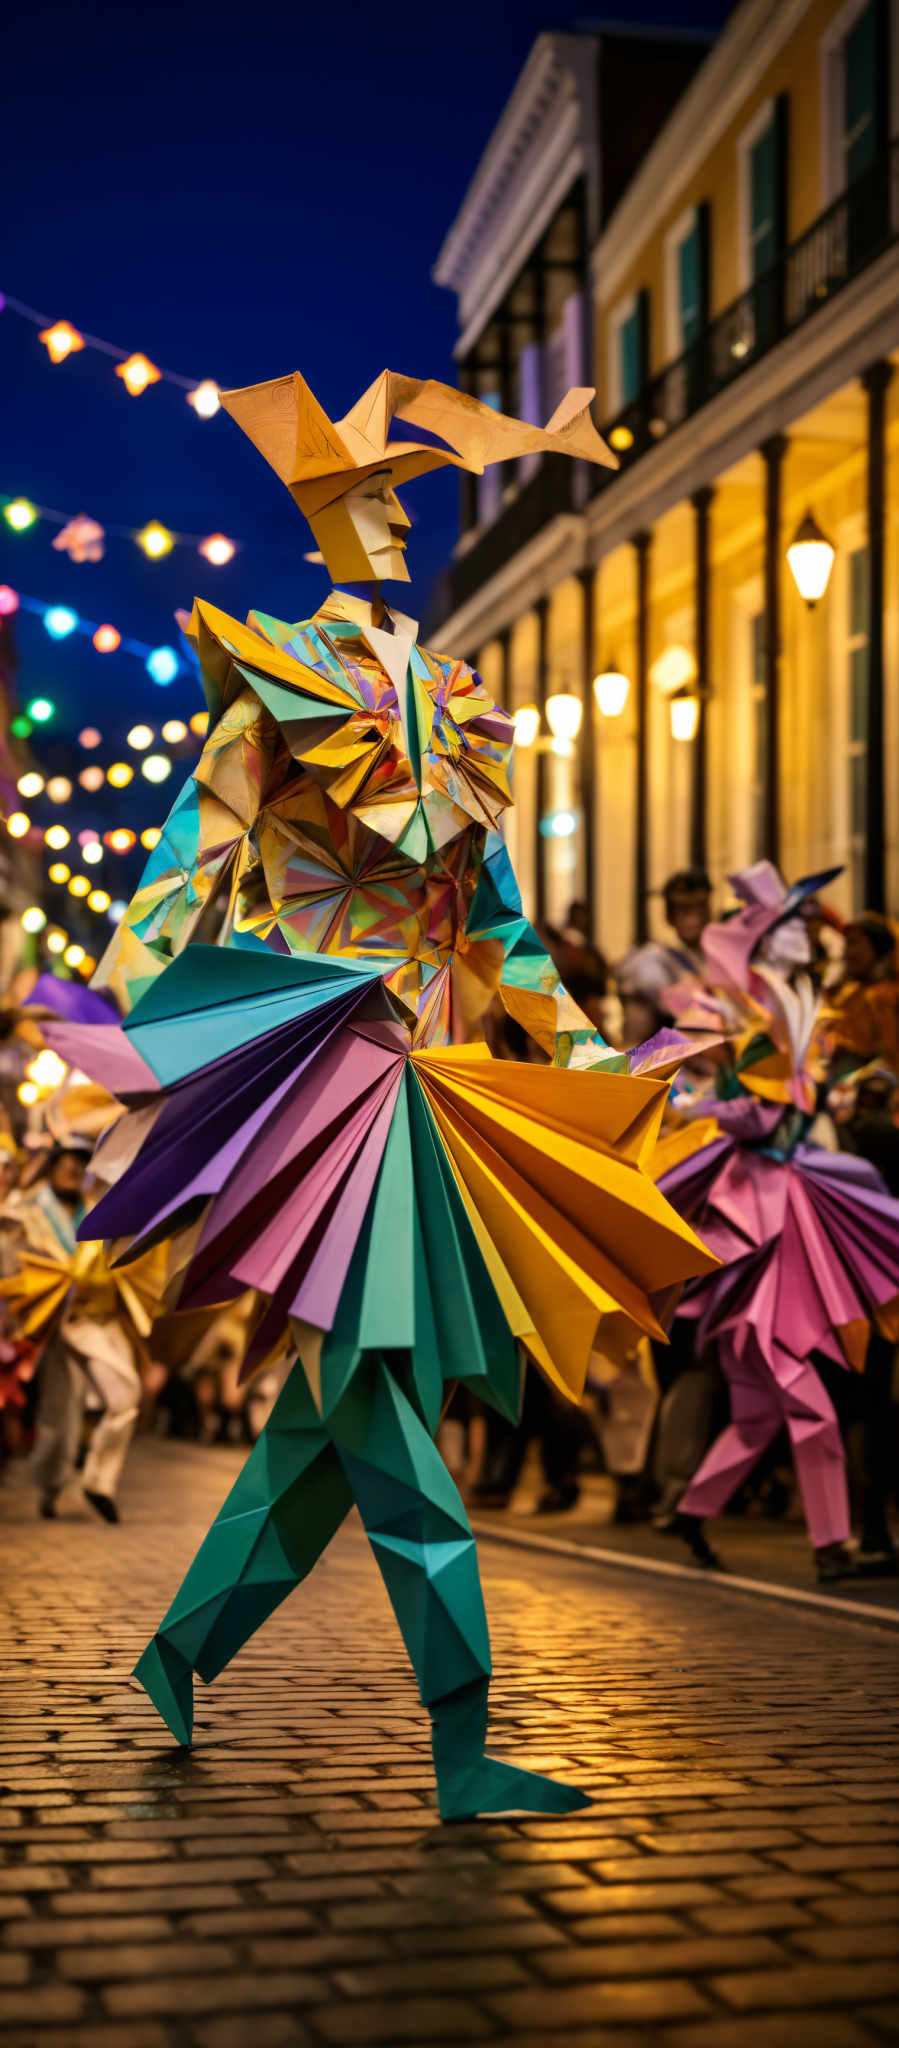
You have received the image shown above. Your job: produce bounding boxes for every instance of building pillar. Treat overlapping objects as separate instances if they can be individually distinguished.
[578,565,597,922]
[760,434,787,867]
[633,531,652,943]
[535,593,550,926]
[691,486,714,871]
[497,623,511,710]
[863,359,893,910]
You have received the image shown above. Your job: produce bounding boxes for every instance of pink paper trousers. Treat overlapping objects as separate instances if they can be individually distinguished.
[680,1339,850,1549]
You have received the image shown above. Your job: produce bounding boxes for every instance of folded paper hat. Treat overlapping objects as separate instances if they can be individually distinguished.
[220,368,617,518]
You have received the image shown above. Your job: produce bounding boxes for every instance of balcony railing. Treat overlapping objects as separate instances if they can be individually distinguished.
[427,146,897,634]
[427,454,579,629]
[601,143,898,469]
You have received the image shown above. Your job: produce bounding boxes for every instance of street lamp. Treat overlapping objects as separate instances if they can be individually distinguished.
[513,704,540,748]
[593,667,630,718]
[669,689,701,742]
[545,691,583,743]
[786,510,835,607]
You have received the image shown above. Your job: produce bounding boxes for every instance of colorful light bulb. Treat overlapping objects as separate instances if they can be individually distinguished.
[43,606,78,639]
[116,353,161,396]
[146,645,178,685]
[187,380,221,418]
[93,624,121,653]
[137,521,174,559]
[38,319,85,364]
[4,499,38,532]
[199,533,235,566]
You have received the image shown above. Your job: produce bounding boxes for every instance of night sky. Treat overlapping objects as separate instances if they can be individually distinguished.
[2,0,734,762]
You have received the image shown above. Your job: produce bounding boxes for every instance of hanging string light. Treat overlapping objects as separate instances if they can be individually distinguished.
[3,493,239,566]
[0,586,19,614]
[146,646,178,685]
[115,352,161,396]
[4,498,37,531]
[6,813,31,838]
[137,521,174,559]
[187,380,221,418]
[12,592,188,681]
[38,320,85,364]
[199,533,235,566]
[2,292,221,414]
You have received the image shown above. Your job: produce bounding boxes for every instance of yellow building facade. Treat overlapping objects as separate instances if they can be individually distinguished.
[431,0,899,958]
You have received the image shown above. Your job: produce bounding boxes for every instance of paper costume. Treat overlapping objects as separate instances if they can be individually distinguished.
[55,368,714,1818]
[655,861,899,1559]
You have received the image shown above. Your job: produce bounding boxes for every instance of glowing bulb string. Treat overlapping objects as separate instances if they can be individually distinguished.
[2,491,237,566]
[0,292,220,411]
[5,590,197,683]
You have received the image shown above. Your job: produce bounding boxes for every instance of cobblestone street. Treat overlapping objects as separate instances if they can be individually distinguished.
[2,1438,898,2048]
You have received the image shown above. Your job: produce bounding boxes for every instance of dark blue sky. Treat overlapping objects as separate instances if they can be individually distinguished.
[2,0,733,751]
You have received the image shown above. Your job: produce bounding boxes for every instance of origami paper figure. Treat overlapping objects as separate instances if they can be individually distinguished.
[60,367,715,1818]
[655,861,899,1577]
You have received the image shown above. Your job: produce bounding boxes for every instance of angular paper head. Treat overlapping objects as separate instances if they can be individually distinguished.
[221,368,617,582]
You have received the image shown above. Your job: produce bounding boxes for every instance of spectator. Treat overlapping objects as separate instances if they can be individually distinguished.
[617,867,712,1043]
[823,914,899,1071]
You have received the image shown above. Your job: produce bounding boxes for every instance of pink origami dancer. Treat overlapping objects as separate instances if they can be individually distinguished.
[657,861,899,1583]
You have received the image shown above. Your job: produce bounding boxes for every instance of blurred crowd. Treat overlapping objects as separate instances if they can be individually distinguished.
[0,868,896,1585]
[463,870,899,1581]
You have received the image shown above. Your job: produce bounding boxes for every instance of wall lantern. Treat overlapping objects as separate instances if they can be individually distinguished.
[786,510,835,607]
[593,668,630,717]
[545,692,583,742]
[513,704,540,748]
[669,689,701,742]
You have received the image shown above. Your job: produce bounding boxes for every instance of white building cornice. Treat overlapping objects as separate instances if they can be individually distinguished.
[433,33,599,359]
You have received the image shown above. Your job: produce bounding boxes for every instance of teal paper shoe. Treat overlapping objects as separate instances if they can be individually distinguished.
[431,1677,592,1821]
[133,1635,194,1748]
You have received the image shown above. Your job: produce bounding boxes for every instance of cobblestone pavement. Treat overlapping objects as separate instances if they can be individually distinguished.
[1,1438,898,2048]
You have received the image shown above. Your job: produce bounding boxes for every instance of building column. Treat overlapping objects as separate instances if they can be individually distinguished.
[578,565,597,921]
[691,486,714,871]
[760,434,787,867]
[633,531,652,943]
[863,359,893,910]
[535,594,550,926]
[497,623,511,710]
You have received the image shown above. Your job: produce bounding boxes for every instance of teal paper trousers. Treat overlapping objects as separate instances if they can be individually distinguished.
[135,1357,590,1819]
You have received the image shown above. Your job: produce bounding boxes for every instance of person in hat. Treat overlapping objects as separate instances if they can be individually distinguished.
[653,862,899,1583]
[55,366,715,1820]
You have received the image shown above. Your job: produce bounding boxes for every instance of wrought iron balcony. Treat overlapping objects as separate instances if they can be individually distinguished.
[427,146,897,633]
[600,144,898,471]
[427,455,579,630]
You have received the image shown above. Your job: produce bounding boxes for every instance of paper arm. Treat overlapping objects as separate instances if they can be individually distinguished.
[468,835,613,1069]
